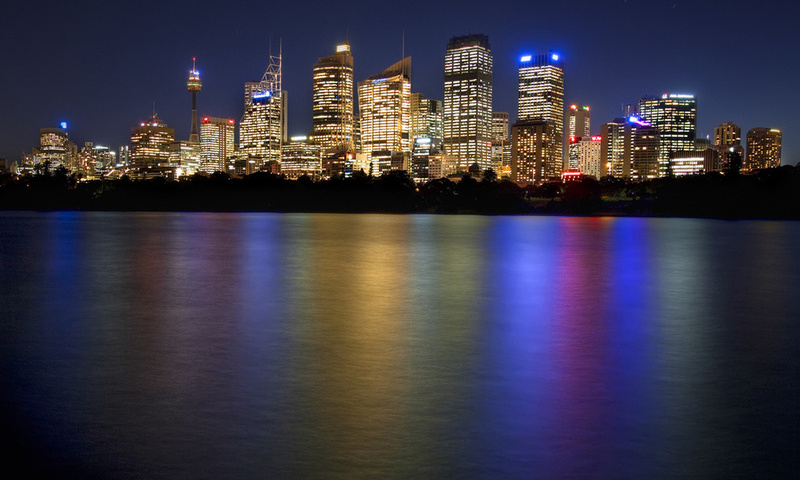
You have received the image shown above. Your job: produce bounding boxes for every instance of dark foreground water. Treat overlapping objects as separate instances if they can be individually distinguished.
[1,212,799,479]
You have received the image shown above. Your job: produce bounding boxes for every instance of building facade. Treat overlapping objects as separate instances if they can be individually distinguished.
[637,94,697,176]
[511,119,558,185]
[518,53,564,175]
[311,44,355,153]
[714,122,743,172]
[443,34,493,171]
[357,57,411,176]
[410,93,443,144]
[746,128,782,169]
[130,114,175,172]
[240,52,285,167]
[200,117,235,173]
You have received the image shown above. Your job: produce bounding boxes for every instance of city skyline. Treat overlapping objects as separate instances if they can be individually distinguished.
[0,1,795,165]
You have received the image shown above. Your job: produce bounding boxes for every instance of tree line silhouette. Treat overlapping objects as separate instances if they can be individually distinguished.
[3,164,800,218]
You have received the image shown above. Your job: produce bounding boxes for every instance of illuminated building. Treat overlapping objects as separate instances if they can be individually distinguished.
[186,57,202,143]
[78,143,116,178]
[200,117,235,173]
[511,119,558,185]
[714,122,743,172]
[567,105,590,170]
[671,148,717,176]
[578,136,602,179]
[746,128,782,169]
[410,137,443,183]
[637,94,697,176]
[118,145,130,167]
[410,93,443,143]
[600,116,659,180]
[357,57,411,176]
[130,114,175,172]
[443,34,493,171]
[312,44,354,153]
[281,136,322,179]
[241,50,286,167]
[492,112,510,174]
[168,141,201,176]
[34,125,76,169]
[518,53,564,174]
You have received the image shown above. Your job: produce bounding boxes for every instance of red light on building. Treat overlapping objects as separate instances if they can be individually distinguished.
[570,136,579,144]
[203,117,209,122]
[228,119,234,124]
[570,104,577,110]
[591,135,602,141]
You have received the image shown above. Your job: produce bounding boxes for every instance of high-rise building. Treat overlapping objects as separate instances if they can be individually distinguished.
[578,136,602,179]
[240,51,285,167]
[410,137,444,183]
[186,57,202,144]
[168,141,201,177]
[600,116,660,180]
[637,94,697,176]
[746,128,782,169]
[281,136,322,179]
[443,34,493,171]
[600,119,629,178]
[130,114,175,171]
[518,53,564,175]
[200,117,235,173]
[492,112,511,174]
[311,44,354,153]
[511,119,558,185]
[714,122,744,172]
[358,57,411,176]
[410,93,443,143]
[34,125,76,169]
[566,104,590,170]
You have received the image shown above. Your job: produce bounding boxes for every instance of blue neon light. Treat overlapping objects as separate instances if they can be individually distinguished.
[60,121,68,129]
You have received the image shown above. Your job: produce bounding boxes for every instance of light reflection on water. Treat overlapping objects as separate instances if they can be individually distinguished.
[1,212,799,479]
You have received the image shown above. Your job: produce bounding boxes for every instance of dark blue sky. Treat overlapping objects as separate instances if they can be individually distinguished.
[1,0,795,165]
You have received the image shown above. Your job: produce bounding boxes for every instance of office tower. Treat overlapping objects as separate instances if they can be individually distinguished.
[630,117,660,180]
[443,34,493,171]
[358,57,411,176]
[714,122,744,172]
[35,124,76,169]
[746,128,782,169]
[671,148,717,176]
[600,116,660,180]
[281,136,322,179]
[410,93,444,143]
[637,94,697,176]
[168,141,201,177]
[567,104,590,170]
[312,44,354,153]
[200,117,235,173]
[511,119,558,184]
[186,57,202,143]
[78,143,116,178]
[578,136,602,179]
[518,53,564,175]
[118,145,130,167]
[241,50,285,167]
[410,137,444,183]
[600,119,629,178]
[491,111,510,173]
[130,114,175,171]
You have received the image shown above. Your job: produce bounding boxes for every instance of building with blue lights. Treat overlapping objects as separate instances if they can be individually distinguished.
[637,94,696,177]
[517,52,564,177]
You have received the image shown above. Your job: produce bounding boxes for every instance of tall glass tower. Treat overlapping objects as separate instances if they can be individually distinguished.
[443,34,493,172]
[240,50,285,167]
[637,94,697,176]
[518,53,564,174]
[312,44,354,154]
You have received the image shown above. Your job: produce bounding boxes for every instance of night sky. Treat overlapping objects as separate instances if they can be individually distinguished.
[1,0,795,165]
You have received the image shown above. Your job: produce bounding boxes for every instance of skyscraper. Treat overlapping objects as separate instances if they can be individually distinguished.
[600,116,660,180]
[443,34,493,171]
[566,105,590,170]
[200,117,235,173]
[311,44,354,153]
[746,128,782,169]
[511,119,558,185]
[358,57,411,176]
[130,114,174,172]
[240,50,285,167]
[714,122,744,172]
[410,93,443,143]
[518,53,564,175]
[186,57,202,144]
[637,94,697,176]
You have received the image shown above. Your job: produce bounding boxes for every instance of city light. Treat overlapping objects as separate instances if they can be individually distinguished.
[60,121,67,129]
[520,55,532,62]
[551,53,559,61]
